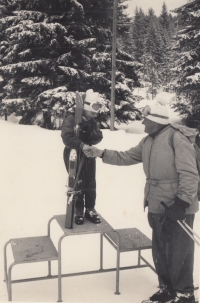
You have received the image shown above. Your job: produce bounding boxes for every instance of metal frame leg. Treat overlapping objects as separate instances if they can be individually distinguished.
[7,263,15,301]
[57,234,66,302]
[138,250,141,266]
[114,231,120,295]
[47,216,56,277]
[4,240,11,283]
[100,233,103,270]
[4,240,15,301]
[48,261,51,276]
[47,216,55,238]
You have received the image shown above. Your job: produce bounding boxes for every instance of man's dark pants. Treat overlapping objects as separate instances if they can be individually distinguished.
[148,212,195,293]
[64,147,96,209]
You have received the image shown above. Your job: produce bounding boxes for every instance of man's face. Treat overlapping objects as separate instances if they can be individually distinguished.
[142,117,162,134]
[83,110,98,120]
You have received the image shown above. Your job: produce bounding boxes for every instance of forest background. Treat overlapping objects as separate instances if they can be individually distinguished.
[0,1,200,301]
[0,0,199,130]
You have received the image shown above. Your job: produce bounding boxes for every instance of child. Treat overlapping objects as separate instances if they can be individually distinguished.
[61,89,103,225]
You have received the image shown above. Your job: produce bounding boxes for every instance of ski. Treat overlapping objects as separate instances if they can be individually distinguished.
[141,299,198,303]
[141,301,173,303]
[141,301,198,303]
[65,92,84,229]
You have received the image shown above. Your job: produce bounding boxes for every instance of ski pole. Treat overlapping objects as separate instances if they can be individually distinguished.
[177,220,200,247]
[160,201,200,247]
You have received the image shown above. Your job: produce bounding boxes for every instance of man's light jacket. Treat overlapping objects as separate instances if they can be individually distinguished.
[103,125,199,214]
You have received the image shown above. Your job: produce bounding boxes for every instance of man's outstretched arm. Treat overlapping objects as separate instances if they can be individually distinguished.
[82,141,144,166]
[82,145,104,158]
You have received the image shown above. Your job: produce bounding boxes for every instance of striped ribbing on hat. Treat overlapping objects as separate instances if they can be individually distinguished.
[148,113,168,119]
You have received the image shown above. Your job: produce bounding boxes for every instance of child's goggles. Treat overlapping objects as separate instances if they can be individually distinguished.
[85,101,102,113]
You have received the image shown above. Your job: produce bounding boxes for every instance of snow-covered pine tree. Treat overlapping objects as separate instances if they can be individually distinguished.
[160,3,170,33]
[171,0,200,129]
[116,1,133,55]
[131,7,147,63]
[140,54,161,98]
[159,3,177,86]
[138,9,163,92]
[126,4,176,91]
[0,0,142,129]
[0,0,9,117]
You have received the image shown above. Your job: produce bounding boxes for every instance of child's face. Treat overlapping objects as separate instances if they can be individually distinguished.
[83,110,98,120]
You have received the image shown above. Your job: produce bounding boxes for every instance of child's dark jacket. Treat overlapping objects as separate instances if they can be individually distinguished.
[61,113,103,150]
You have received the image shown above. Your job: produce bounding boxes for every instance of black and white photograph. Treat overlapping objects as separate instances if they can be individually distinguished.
[0,0,199,302]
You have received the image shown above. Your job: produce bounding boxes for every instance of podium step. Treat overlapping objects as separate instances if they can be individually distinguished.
[10,236,58,263]
[54,214,113,235]
[4,217,154,301]
[104,228,152,252]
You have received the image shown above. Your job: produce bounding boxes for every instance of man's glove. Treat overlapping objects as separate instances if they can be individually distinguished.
[159,198,189,243]
[160,197,189,222]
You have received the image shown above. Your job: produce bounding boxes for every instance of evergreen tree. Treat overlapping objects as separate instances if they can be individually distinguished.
[140,54,161,96]
[145,11,164,64]
[131,7,147,62]
[138,8,163,91]
[160,49,172,85]
[0,0,142,129]
[168,13,177,37]
[159,3,171,51]
[127,4,177,89]
[159,2,170,31]
[117,1,133,54]
[171,0,200,129]
[159,3,173,85]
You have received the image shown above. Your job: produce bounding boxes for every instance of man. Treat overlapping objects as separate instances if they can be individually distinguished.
[61,89,103,225]
[82,96,199,303]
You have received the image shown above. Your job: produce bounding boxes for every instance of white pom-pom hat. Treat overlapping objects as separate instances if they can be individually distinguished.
[84,89,102,113]
[142,93,169,125]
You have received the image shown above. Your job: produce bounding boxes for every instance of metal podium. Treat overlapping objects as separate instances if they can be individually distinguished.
[4,213,155,301]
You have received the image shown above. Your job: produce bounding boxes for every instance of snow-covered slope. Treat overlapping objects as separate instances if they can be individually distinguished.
[0,107,199,302]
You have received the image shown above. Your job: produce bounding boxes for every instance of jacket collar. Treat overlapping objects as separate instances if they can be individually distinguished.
[149,124,170,139]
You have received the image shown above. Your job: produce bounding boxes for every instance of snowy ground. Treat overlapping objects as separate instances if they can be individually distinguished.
[0,91,199,302]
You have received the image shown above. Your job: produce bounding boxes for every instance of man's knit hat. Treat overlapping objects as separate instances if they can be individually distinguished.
[84,89,102,113]
[142,93,169,125]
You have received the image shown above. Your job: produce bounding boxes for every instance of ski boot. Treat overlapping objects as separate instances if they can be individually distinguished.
[171,292,196,303]
[142,287,175,303]
[85,208,101,224]
[75,207,84,225]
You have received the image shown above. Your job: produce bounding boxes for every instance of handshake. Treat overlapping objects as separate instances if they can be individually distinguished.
[82,144,104,158]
